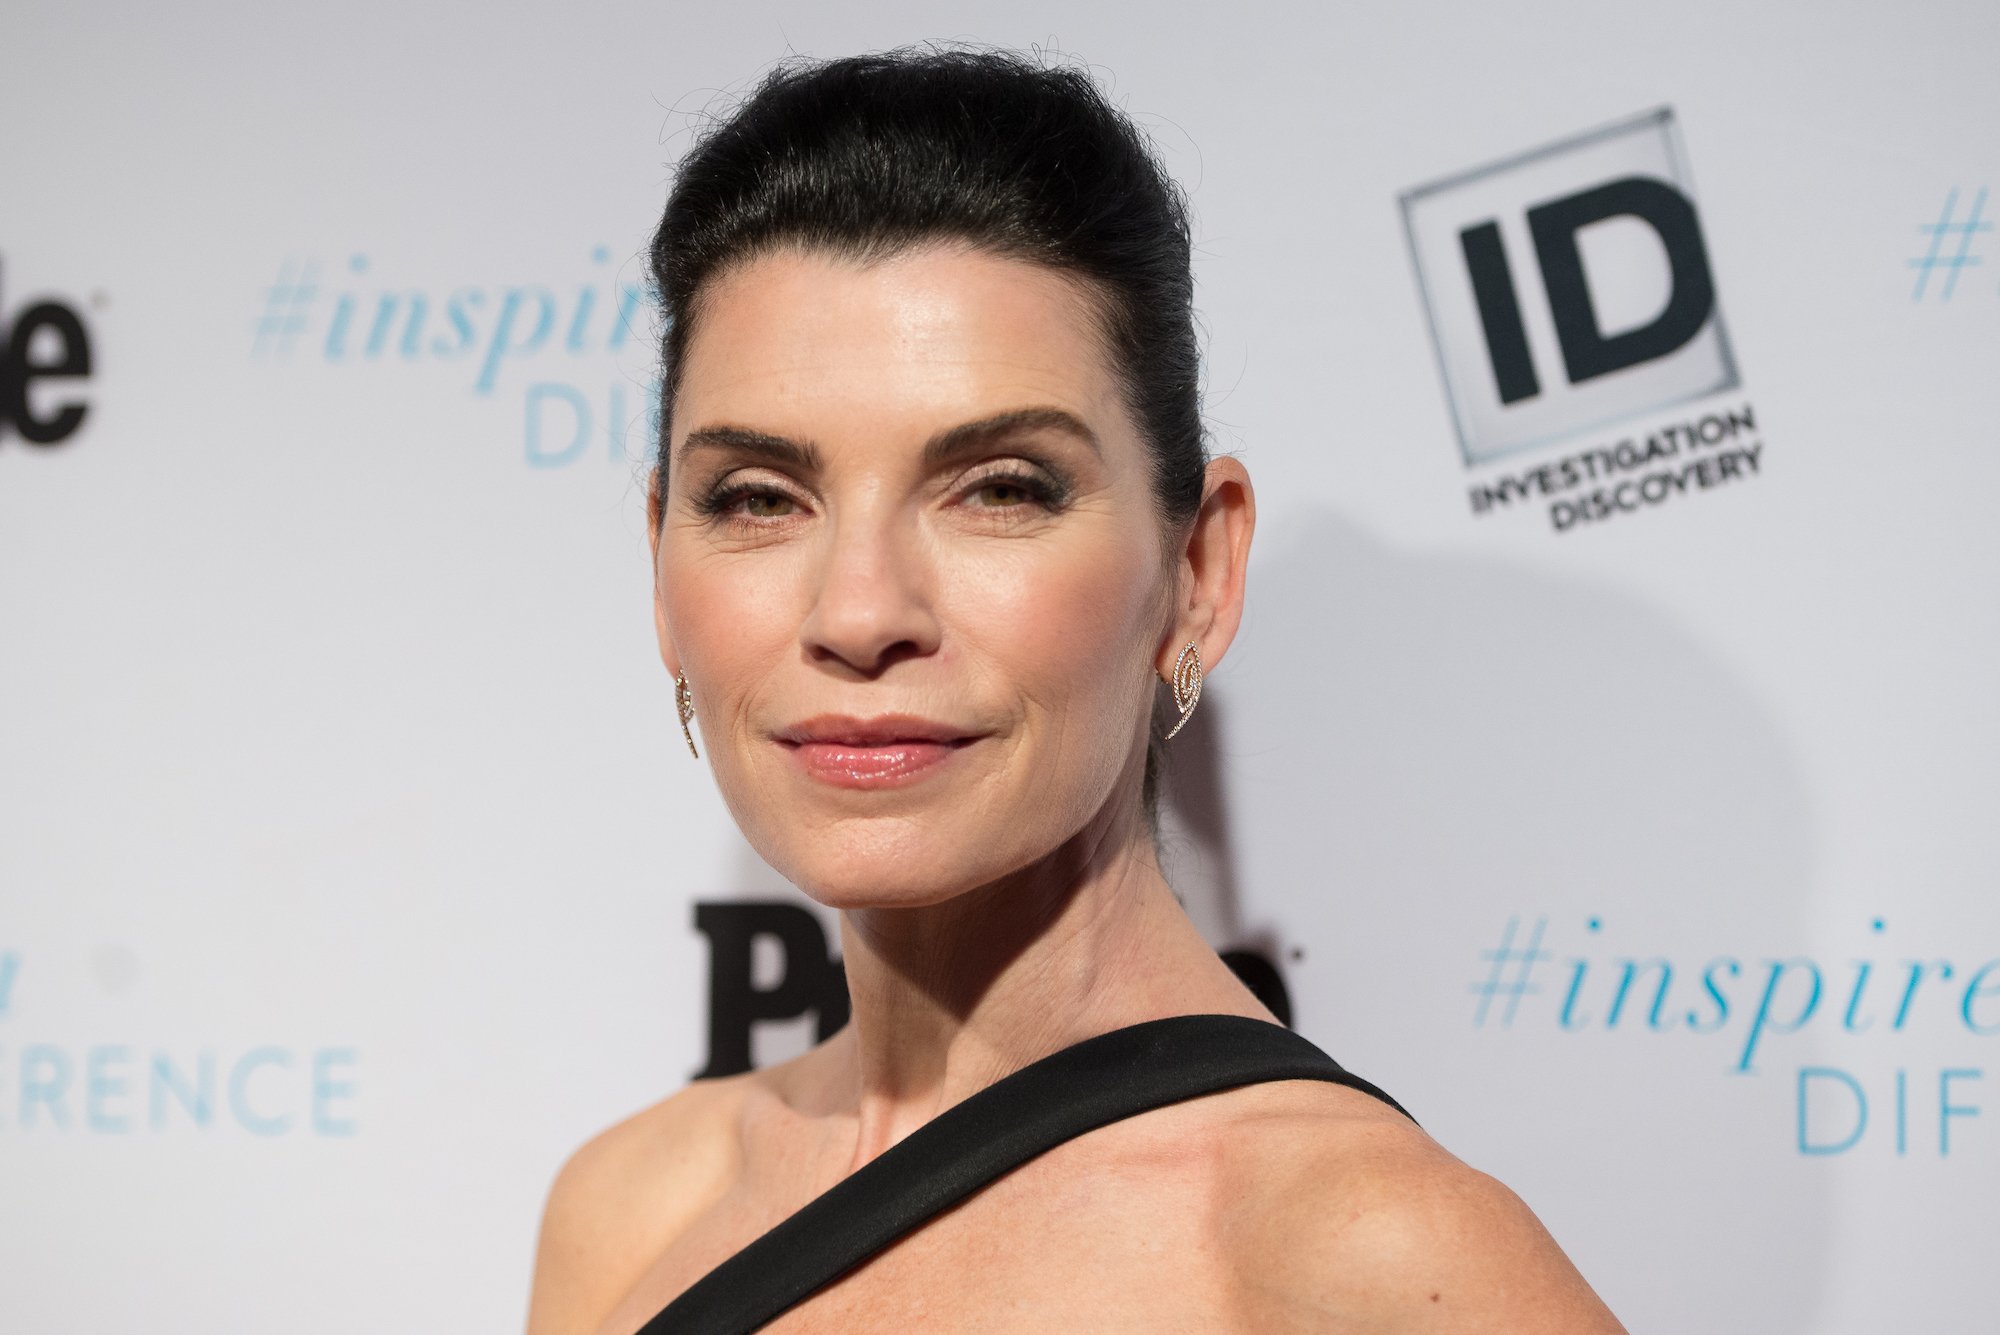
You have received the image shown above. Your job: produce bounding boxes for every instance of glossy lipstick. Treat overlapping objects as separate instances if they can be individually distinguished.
[775,714,981,790]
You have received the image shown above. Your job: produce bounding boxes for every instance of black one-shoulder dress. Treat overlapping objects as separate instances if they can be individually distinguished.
[633,1014,1412,1334]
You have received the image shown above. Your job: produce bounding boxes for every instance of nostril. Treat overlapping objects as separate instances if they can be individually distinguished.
[803,636,929,678]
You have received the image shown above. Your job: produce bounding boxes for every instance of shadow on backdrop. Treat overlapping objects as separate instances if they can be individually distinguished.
[1156,507,1824,1334]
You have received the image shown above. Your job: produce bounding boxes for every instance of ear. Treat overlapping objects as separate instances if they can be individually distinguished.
[647,476,683,680]
[1158,456,1256,677]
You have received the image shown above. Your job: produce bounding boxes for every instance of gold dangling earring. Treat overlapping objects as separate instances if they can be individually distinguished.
[675,670,700,759]
[1162,640,1202,740]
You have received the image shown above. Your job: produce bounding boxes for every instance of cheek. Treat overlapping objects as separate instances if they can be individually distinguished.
[658,543,804,737]
[951,519,1163,752]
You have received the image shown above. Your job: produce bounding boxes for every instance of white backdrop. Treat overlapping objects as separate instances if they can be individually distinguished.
[4,2,1998,1330]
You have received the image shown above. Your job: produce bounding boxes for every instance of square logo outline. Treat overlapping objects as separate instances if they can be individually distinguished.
[1400,106,1742,469]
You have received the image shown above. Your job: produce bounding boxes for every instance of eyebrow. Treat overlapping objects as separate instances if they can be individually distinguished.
[675,406,1100,474]
[919,407,1101,468]
[675,424,824,473]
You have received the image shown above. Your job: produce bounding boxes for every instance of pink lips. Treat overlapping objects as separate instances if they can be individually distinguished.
[775,714,982,790]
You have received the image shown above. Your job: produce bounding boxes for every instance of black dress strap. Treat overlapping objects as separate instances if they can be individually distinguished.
[637,1013,1411,1335]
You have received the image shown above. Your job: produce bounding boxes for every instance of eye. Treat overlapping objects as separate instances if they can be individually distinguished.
[957,466,1070,514]
[738,489,799,517]
[695,478,808,523]
[970,478,1038,508]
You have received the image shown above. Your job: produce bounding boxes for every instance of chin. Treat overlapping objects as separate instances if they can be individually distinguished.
[795,873,969,913]
[771,820,1006,911]
[738,801,1053,912]
[711,744,1033,910]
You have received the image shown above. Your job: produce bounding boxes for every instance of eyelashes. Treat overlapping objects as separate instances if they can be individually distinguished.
[692,463,1074,526]
[961,467,1073,511]
[693,480,802,521]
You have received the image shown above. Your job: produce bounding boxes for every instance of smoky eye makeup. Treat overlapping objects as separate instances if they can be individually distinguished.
[681,440,1083,526]
[953,456,1076,511]
[691,469,811,521]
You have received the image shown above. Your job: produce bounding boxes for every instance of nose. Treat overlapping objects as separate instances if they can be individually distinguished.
[797,505,942,677]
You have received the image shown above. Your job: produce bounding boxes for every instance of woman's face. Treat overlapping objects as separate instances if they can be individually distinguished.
[652,244,1175,909]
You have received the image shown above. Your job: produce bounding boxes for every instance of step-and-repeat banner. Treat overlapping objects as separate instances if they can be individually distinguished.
[5,2,1996,1330]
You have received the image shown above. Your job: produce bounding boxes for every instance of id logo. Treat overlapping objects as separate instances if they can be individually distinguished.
[1401,108,1738,466]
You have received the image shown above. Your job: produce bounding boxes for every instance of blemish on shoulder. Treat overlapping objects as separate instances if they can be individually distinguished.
[1430,1293,1441,1303]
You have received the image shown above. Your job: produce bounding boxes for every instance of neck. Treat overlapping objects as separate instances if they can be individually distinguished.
[827,789,1265,1167]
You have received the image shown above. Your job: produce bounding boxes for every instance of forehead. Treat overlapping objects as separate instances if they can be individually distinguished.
[673,244,1132,448]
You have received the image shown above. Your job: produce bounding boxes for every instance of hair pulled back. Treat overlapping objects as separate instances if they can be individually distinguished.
[647,46,1206,532]
[646,47,1208,817]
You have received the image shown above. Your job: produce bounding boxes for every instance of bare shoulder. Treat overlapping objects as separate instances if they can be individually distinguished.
[1216,1084,1626,1333]
[522,1074,752,1335]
